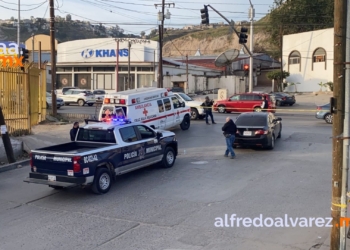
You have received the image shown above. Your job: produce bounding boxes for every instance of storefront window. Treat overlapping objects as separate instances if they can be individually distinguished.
[95,74,113,90]
[137,74,154,88]
[117,74,135,91]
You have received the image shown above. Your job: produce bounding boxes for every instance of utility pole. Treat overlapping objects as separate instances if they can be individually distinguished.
[115,40,119,92]
[17,0,20,57]
[49,0,57,116]
[157,25,163,88]
[341,0,350,248]
[186,54,188,94]
[155,2,175,88]
[330,0,347,249]
[279,25,283,92]
[31,33,34,62]
[128,41,131,90]
[115,38,150,90]
[248,0,254,92]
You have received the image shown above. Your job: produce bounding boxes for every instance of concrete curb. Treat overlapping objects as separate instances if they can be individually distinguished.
[0,159,30,173]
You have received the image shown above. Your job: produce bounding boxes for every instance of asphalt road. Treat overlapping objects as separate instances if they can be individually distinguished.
[0,114,333,250]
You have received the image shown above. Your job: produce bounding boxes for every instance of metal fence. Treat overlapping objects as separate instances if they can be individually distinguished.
[0,64,47,136]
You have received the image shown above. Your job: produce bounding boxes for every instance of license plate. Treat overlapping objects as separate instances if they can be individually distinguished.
[48,175,56,181]
[243,131,252,136]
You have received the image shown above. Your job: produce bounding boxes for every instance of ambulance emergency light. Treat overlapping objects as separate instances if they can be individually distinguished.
[103,98,126,104]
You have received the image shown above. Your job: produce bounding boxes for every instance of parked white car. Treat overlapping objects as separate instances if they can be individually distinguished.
[173,92,205,120]
[58,89,95,106]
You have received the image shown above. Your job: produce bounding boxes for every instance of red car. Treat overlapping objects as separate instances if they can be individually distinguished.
[213,93,276,113]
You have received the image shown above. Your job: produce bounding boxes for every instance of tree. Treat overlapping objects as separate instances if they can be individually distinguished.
[140,31,146,38]
[266,70,290,91]
[264,0,334,58]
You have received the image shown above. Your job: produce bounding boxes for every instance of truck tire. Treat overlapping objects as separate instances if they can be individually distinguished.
[91,168,112,194]
[180,115,190,130]
[162,147,176,168]
[190,108,199,120]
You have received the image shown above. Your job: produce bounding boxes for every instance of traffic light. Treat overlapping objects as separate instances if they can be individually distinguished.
[243,64,249,76]
[200,5,209,25]
[21,47,29,65]
[256,64,261,76]
[239,27,248,44]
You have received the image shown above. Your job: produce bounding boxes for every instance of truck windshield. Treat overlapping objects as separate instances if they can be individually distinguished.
[76,129,116,143]
[178,93,193,101]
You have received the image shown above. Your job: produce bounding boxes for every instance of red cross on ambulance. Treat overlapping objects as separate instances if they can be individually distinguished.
[143,108,148,116]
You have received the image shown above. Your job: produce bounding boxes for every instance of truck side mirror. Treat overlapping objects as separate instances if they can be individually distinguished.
[157,132,163,140]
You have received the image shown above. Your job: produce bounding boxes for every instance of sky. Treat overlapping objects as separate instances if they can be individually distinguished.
[0,0,275,35]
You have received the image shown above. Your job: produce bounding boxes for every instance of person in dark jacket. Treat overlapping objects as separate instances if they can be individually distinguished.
[222,117,237,159]
[70,122,79,141]
[261,95,269,112]
[201,96,216,125]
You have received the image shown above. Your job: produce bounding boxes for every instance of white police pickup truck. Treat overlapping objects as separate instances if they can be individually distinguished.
[24,119,178,194]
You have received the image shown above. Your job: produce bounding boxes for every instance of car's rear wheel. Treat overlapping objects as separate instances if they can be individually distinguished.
[78,99,85,106]
[324,114,333,124]
[277,126,282,138]
[267,135,275,150]
[190,108,199,120]
[289,103,294,106]
[91,168,112,194]
[218,105,226,113]
[254,107,262,112]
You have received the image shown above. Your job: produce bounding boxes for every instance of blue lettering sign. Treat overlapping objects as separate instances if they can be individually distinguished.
[95,50,102,57]
[102,50,109,57]
[123,49,129,57]
[109,49,116,57]
[82,48,128,58]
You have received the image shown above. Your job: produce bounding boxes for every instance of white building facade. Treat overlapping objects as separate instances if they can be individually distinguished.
[283,28,333,92]
[56,38,158,92]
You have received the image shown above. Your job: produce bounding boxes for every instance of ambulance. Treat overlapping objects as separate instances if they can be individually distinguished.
[98,87,191,131]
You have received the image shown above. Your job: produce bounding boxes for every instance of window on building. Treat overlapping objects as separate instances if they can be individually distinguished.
[137,74,154,88]
[137,67,153,71]
[96,74,113,90]
[93,67,115,72]
[57,67,72,72]
[74,67,91,72]
[313,48,326,63]
[288,51,301,65]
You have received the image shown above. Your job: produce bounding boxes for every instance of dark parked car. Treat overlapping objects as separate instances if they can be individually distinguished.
[271,92,296,106]
[315,103,333,124]
[168,87,184,93]
[234,112,282,150]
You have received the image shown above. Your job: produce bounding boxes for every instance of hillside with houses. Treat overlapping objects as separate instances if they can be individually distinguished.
[0,15,271,58]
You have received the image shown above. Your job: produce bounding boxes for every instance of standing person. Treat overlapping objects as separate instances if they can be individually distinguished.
[222,117,237,159]
[261,95,269,112]
[70,122,79,141]
[201,96,216,125]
